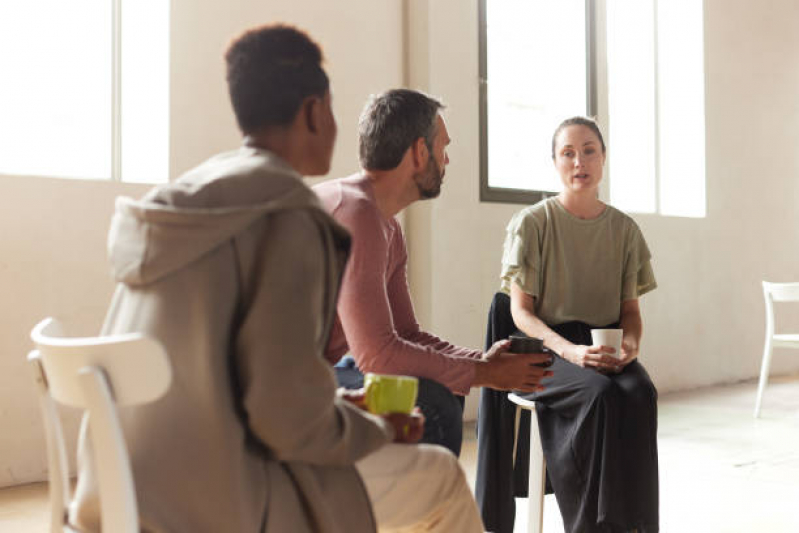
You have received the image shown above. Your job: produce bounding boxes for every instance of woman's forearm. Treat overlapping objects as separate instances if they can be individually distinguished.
[510,283,626,371]
[619,299,643,357]
[509,283,573,356]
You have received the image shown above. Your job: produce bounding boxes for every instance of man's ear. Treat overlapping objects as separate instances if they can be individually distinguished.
[410,137,428,171]
[302,96,321,134]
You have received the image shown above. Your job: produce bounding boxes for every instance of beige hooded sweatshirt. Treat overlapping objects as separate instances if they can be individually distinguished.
[69,147,392,533]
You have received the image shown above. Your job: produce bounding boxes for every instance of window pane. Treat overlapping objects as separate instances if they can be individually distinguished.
[607,0,657,213]
[0,0,111,179]
[121,0,170,183]
[486,0,586,192]
[657,0,706,218]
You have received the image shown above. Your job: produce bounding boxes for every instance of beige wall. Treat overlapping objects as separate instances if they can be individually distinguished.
[405,0,799,419]
[0,0,403,488]
[640,0,799,388]
[0,177,149,487]
[3,0,799,487]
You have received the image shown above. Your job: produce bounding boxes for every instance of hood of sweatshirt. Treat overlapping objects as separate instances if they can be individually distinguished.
[108,147,322,286]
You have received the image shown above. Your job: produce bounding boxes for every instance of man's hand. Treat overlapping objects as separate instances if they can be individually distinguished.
[483,339,510,361]
[338,387,367,410]
[340,389,424,442]
[474,340,553,393]
[383,409,425,443]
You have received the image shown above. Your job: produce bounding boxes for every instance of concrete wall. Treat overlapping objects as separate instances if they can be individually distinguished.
[0,0,402,488]
[405,0,799,419]
[3,0,798,487]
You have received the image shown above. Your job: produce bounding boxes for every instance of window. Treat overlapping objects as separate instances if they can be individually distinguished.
[479,0,591,204]
[0,0,170,183]
[479,0,706,217]
[607,0,706,217]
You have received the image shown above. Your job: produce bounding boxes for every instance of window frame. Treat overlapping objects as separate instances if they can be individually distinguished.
[478,0,598,205]
[112,0,122,181]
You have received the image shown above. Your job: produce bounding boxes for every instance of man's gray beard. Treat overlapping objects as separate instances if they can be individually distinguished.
[414,156,443,200]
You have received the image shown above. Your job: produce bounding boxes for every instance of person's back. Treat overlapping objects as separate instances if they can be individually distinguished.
[69,25,391,533]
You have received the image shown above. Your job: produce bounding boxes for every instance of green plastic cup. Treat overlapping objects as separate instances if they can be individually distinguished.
[363,373,418,415]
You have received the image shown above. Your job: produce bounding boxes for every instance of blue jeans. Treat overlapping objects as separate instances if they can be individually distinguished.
[334,356,465,456]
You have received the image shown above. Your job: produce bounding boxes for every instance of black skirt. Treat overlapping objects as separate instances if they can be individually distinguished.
[476,292,659,533]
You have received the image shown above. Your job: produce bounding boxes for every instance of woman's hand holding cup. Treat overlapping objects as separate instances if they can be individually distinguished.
[589,328,625,373]
[563,344,621,372]
[617,338,639,369]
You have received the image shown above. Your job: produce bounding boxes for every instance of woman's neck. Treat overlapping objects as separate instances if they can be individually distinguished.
[556,190,606,220]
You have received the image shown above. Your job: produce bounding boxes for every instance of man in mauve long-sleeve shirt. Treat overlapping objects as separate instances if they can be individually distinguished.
[314,89,552,456]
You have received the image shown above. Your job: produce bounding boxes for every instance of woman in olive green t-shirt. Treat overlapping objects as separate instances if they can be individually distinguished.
[501,117,659,533]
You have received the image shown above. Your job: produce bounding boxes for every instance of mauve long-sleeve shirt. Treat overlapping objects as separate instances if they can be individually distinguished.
[314,174,481,395]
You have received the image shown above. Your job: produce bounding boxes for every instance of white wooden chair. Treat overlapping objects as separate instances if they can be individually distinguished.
[508,393,546,533]
[754,282,799,418]
[28,317,171,533]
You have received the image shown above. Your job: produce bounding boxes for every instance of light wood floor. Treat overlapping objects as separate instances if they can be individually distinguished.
[3,375,799,532]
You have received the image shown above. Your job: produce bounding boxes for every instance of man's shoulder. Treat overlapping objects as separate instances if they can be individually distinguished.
[313,175,382,228]
[184,148,297,186]
[314,173,370,202]
[150,147,311,209]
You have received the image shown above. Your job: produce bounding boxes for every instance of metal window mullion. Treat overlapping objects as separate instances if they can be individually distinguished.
[478,0,574,205]
[401,0,410,87]
[652,0,661,213]
[478,0,490,202]
[586,0,598,117]
[111,0,122,181]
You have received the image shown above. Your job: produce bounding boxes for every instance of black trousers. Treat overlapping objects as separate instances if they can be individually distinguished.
[477,293,659,533]
[535,342,659,532]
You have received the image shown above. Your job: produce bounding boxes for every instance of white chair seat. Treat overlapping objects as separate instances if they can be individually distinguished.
[754,282,799,418]
[507,392,546,533]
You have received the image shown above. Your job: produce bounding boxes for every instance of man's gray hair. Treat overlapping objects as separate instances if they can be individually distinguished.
[358,89,445,171]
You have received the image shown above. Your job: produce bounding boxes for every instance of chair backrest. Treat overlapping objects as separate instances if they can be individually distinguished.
[763,281,799,303]
[762,282,799,336]
[28,317,171,533]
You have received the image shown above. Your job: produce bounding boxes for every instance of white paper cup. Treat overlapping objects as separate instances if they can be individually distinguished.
[591,328,623,359]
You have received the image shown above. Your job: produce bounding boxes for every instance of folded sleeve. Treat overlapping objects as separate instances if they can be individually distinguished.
[499,209,540,297]
[621,221,658,300]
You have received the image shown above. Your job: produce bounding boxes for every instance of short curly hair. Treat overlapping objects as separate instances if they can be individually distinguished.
[225,24,329,134]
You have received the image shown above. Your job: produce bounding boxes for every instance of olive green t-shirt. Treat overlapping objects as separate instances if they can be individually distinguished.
[499,197,657,327]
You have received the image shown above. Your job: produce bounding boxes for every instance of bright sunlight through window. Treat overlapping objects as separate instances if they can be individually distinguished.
[485,0,586,194]
[0,0,169,183]
[606,0,657,214]
[656,0,706,218]
[481,0,706,218]
[608,0,706,218]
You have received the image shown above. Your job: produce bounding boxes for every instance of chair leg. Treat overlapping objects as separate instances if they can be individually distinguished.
[527,409,545,533]
[27,352,71,533]
[754,339,773,418]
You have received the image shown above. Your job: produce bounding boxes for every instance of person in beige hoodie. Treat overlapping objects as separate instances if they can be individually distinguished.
[69,24,482,533]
